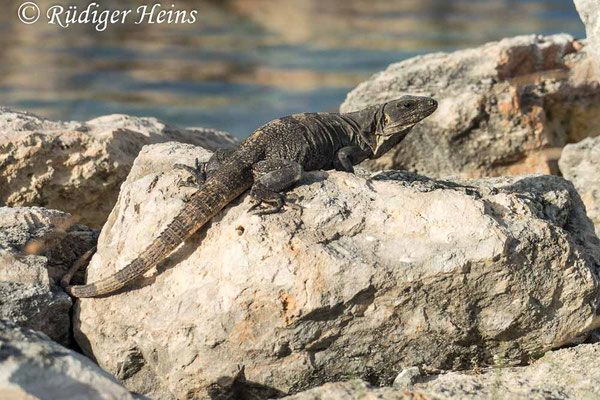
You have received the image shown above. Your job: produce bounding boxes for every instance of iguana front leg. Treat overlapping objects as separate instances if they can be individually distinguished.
[174,149,235,188]
[334,146,369,173]
[249,159,303,215]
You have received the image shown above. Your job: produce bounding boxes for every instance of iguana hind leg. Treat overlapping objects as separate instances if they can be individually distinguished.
[175,149,235,188]
[174,158,206,188]
[249,159,303,215]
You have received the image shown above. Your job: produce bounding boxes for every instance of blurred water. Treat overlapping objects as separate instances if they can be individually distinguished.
[0,0,585,138]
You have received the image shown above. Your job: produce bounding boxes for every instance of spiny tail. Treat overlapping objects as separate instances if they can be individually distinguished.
[66,173,252,298]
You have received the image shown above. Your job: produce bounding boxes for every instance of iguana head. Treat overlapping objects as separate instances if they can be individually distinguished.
[356,95,437,159]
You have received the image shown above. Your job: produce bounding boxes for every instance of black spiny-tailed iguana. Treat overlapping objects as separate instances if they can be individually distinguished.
[62,96,437,297]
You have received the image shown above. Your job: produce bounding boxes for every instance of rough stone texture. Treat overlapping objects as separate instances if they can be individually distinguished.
[341,34,600,178]
[73,143,600,399]
[574,0,600,79]
[392,367,420,390]
[283,343,600,400]
[0,321,135,400]
[559,136,600,237]
[0,207,97,345]
[281,380,415,400]
[0,108,237,228]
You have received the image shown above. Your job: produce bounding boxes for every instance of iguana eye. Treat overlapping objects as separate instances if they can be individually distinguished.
[400,102,412,109]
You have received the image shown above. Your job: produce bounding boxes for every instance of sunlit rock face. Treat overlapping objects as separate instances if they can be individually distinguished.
[560,136,600,237]
[574,0,600,79]
[341,34,600,179]
[73,142,600,399]
[0,322,134,400]
[0,109,236,228]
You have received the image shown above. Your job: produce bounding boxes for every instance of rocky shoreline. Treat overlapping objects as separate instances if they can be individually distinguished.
[2,3,600,400]
[78,143,600,399]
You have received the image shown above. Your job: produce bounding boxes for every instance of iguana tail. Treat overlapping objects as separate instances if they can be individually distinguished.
[66,169,252,298]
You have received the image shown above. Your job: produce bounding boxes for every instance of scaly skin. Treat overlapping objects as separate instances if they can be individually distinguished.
[65,96,437,297]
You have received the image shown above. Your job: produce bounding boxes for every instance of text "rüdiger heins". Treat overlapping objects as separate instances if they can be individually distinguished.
[47,3,198,31]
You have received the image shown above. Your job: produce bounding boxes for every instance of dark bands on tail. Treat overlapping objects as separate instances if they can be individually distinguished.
[66,173,252,298]
[66,209,195,297]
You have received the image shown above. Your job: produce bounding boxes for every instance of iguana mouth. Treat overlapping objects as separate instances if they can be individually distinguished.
[384,122,414,133]
[384,100,437,133]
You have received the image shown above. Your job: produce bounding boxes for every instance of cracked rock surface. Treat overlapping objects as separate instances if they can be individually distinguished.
[341,34,600,178]
[73,142,600,399]
[0,108,236,228]
[283,343,600,400]
[0,206,97,345]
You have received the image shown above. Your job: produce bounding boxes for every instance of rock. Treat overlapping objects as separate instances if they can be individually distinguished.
[0,321,135,400]
[574,0,600,79]
[73,142,600,399]
[341,34,600,178]
[392,367,420,389]
[0,206,97,345]
[559,136,600,237]
[281,380,409,400]
[411,342,600,399]
[283,343,600,400]
[0,108,236,228]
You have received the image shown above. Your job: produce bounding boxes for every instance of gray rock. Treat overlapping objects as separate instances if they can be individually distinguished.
[392,367,420,389]
[0,109,236,228]
[280,380,411,400]
[559,136,600,237]
[574,0,600,79]
[0,321,135,400]
[0,206,97,345]
[73,142,600,399]
[283,343,600,400]
[341,34,600,178]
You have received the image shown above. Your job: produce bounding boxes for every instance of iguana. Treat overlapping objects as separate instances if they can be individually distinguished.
[62,96,437,297]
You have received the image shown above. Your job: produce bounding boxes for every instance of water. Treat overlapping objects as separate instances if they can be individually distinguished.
[0,0,585,138]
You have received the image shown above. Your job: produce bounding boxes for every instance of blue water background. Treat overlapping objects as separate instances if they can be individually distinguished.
[0,0,585,138]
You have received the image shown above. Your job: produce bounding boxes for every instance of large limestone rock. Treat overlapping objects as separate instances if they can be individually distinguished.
[574,0,600,79]
[0,321,135,400]
[283,343,600,400]
[559,136,600,236]
[0,108,236,228]
[341,34,600,178]
[0,206,97,345]
[73,143,600,399]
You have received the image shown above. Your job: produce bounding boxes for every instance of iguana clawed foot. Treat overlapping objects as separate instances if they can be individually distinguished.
[175,150,236,189]
[174,158,207,188]
[248,198,282,215]
[248,193,302,215]
[248,159,304,215]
